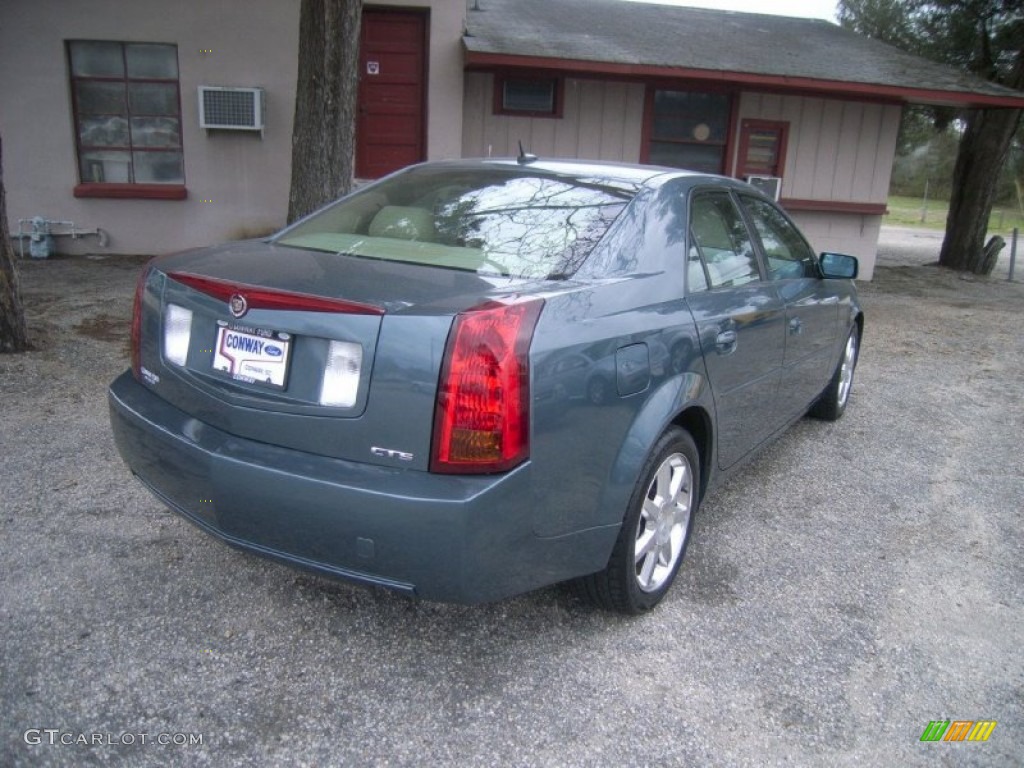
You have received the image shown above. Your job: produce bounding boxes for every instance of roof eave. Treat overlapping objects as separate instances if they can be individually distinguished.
[464,48,1024,110]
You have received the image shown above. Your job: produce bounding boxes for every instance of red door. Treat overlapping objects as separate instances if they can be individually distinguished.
[357,10,427,179]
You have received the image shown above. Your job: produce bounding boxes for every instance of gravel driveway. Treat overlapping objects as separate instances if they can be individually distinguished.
[2,229,1022,767]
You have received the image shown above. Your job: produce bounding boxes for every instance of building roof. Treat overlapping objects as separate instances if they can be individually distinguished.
[463,0,1024,109]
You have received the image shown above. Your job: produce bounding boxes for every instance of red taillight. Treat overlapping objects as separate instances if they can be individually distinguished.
[431,299,543,474]
[130,267,150,381]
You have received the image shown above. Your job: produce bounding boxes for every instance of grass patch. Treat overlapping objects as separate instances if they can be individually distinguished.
[885,195,1024,234]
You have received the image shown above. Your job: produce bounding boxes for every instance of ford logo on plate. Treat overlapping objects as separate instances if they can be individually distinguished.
[229,293,248,318]
[265,345,282,357]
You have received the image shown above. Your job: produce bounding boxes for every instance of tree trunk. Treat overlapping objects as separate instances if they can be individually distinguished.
[287,0,362,224]
[938,107,1022,274]
[0,133,30,353]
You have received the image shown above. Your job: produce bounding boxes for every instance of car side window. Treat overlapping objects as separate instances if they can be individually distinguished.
[739,196,818,280]
[689,192,760,288]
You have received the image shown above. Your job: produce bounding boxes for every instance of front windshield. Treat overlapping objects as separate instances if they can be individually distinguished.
[275,166,637,279]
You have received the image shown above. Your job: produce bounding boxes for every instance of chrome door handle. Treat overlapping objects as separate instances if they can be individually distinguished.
[789,317,803,334]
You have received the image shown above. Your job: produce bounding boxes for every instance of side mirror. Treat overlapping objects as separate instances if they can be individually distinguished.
[819,252,858,280]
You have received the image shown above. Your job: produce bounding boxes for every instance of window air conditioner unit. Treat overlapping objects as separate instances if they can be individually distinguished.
[746,175,782,201]
[198,86,264,133]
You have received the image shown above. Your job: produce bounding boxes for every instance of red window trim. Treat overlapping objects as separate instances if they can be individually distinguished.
[736,119,790,180]
[492,73,565,118]
[74,183,187,200]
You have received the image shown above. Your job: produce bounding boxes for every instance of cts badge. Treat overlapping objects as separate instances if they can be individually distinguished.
[371,446,414,462]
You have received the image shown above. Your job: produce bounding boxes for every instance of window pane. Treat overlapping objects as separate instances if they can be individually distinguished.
[745,130,780,171]
[133,151,184,183]
[80,150,132,183]
[75,81,127,115]
[690,194,759,287]
[652,91,730,142]
[739,121,788,178]
[69,41,124,77]
[131,117,180,148]
[78,116,129,147]
[278,167,636,278]
[648,141,723,174]
[125,43,178,78]
[433,177,621,274]
[129,82,178,115]
[740,197,816,279]
[71,41,183,187]
[502,80,555,113]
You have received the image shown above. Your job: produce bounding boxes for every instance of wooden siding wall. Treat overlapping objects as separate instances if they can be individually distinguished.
[735,92,901,204]
[734,93,901,279]
[461,77,898,278]
[462,73,645,160]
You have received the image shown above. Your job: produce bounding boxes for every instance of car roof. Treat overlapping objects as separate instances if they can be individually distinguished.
[412,157,734,190]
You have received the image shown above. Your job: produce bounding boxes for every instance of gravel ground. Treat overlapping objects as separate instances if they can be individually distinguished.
[1,229,1022,767]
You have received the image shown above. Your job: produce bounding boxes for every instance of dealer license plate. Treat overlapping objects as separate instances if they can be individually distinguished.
[213,323,291,389]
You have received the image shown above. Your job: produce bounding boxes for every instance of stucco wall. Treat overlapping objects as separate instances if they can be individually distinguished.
[412,0,466,164]
[462,73,645,161]
[0,0,301,255]
[0,0,465,256]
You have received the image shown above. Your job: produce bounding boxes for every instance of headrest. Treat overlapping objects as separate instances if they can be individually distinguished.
[368,206,435,241]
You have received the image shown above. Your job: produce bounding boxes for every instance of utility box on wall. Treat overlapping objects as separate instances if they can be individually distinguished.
[746,175,782,201]
[198,86,265,133]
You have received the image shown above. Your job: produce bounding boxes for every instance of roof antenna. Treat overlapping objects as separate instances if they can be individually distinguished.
[517,140,537,165]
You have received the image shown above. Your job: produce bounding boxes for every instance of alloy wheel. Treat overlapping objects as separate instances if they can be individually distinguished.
[837,332,857,407]
[634,452,694,592]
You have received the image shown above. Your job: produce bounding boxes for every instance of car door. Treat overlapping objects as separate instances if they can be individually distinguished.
[685,190,786,469]
[738,195,839,422]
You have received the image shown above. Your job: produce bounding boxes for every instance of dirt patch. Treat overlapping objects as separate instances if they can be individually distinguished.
[860,230,1024,376]
[74,314,129,343]
[866,262,1023,306]
[12,254,146,353]
[0,254,146,407]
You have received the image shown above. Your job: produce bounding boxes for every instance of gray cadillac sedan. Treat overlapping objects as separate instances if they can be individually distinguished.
[108,158,862,614]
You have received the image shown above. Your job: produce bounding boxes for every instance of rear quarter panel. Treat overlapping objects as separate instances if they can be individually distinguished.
[528,184,715,540]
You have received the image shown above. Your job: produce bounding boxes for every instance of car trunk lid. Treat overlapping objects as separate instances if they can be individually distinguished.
[135,240,542,470]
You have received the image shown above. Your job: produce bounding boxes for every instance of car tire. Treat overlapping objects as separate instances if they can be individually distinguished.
[810,326,859,421]
[575,427,700,614]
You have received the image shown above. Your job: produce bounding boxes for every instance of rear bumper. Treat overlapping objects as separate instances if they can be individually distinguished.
[108,371,614,603]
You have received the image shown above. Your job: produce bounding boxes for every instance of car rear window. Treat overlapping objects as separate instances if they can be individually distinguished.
[275,166,637,279]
